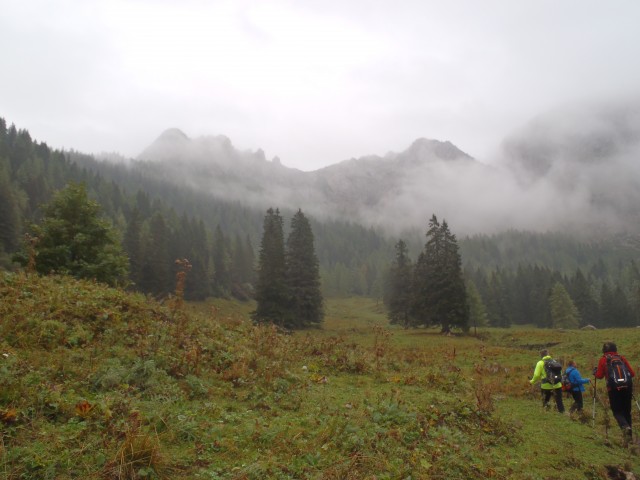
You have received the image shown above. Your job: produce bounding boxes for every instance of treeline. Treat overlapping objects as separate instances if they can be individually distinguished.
[459,230,640,277]
[68,151,394,298]
[2,116,640,327]
[0,117,391,300]
[465,263,640,329]
[385,236,640,330]
[387,229,640,329]
[458,231,640,329]
[0,119,253,299]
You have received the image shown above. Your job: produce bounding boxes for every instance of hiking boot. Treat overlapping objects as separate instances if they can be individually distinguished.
[623,427,633,447]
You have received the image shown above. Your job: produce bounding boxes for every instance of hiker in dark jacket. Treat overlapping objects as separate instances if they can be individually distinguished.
[565,360,590,413]
[594,342,635,445]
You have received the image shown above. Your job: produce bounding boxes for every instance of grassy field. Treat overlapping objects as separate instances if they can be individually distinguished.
[1,273,639,479]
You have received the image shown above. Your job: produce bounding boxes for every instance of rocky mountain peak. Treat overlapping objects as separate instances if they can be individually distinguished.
[404,138,473,162]
[157,128,189,143]
[137,128,190,161]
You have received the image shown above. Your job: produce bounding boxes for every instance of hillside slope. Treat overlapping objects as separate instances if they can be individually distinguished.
[1,272,639,479]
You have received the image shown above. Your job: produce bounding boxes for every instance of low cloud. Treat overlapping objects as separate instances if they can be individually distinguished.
[360,98,640,236]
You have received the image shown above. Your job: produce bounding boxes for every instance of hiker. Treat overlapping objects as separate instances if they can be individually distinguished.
[530,349,565,413]
[594,342,635,444]
[565,360,590,413]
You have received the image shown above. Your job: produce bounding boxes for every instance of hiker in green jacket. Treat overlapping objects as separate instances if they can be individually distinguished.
[530,349,565,413]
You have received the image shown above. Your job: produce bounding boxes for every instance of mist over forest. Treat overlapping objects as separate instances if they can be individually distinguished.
[129,97,640,237]
[4,96,640,328]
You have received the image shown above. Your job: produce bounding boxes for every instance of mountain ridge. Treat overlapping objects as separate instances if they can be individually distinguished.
[129,99,640,235]
[133,131,487,231]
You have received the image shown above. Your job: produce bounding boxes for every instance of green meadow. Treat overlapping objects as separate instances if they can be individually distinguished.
[1,273,639,479]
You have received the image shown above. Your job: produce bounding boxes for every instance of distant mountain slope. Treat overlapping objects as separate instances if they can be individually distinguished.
[133,98,640,236]
[134,132,490,233]
[136,128,310,211]
[309,138,488,232]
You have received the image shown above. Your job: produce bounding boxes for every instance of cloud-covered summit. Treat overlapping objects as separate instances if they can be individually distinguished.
[130,99,640,236]
[502,99,640,180]
[496,99,640,233]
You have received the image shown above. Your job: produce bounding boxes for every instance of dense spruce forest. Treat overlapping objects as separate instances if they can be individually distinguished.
[1,117,640,329]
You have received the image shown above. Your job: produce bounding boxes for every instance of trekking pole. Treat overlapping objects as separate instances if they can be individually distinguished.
[633,393,640,413]
[592,375,597,428]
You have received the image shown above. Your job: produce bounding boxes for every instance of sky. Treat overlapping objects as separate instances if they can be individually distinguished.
[2,1,640,171]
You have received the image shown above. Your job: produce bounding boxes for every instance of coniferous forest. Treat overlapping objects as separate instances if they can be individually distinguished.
[2,116,640,329]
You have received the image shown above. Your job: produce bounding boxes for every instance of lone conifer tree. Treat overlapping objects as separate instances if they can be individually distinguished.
[438,220,469,332]
[549,282,580,329]
[411,215,443,327]
[18,182,128,286]
[253,208,288,326]
[285,209,323,328]
[412,214,469,333]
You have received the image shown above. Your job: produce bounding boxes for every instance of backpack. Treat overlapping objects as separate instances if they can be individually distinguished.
[561,371,574,392]
[605,354,632,390]
[543,359,563,385]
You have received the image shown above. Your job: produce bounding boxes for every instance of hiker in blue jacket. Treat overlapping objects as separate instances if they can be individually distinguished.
[565,360,590,413]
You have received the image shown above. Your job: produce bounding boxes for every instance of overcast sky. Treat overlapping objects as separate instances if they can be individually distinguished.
[2,1,639,171]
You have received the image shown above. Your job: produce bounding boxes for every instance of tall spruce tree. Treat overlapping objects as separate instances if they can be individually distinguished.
[411,216,441,327]
[568,269,600,327]
[411,215,469,332]
[438,220,470,332]
[285,209,324,328]
[386,239,413,328]
[18,182,128,286]
[549,282,580,329]
[252,208,289,326]
[466,280,488,331]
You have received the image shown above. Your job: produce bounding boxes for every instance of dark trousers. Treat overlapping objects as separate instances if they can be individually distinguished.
[570,391,584,412]
[542,388,565,413]
[608,388,632,430]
